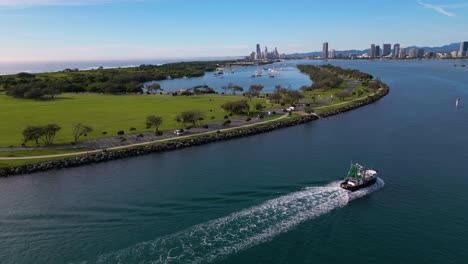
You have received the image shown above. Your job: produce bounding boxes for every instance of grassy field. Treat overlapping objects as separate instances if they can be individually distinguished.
[0,148,83,157]
[0,94,268,147]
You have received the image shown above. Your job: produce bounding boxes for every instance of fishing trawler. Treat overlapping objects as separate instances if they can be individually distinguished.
[340,163,378,191]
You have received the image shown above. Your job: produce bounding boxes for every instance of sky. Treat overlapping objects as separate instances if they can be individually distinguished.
[0,0,467,62]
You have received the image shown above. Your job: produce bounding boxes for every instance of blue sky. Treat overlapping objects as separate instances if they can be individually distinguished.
[1,0,467,62]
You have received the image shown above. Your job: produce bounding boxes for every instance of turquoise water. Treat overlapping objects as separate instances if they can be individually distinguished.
[1,60,468,263]
[151,61,312,92]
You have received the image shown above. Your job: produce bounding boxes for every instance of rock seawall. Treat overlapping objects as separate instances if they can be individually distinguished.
[0,87,389,177]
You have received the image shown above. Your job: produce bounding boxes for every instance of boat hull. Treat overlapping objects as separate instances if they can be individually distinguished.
[340,177,377,192]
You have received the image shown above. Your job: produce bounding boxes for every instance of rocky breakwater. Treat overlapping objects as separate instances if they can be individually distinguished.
[0,116,318,177]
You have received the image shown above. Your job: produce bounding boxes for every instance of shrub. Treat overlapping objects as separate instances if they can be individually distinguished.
[226,119,231,124]
[246,118,252,122]
[259,115,264,119]
[117,131,125,135]
[211,116,215,119]
[130,127,136,131]
[102,131,108,135]
[224,115,229,119]
[203,124,209,129]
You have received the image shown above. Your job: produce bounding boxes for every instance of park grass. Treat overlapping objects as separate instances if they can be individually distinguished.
[0,148,83,157]
[0,93,269,147]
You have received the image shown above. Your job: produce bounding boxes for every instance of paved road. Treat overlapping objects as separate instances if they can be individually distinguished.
[1,88,382,161]
[0,114,289,161]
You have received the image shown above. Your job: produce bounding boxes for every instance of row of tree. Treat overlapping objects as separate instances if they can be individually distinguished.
[22,123,92,145]
[268,85,304,105]
[321,64,373,80]
[1,61,224,98]
[297,65,343,91]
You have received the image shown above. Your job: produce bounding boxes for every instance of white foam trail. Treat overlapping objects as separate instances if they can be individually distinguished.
[91,179,384,264]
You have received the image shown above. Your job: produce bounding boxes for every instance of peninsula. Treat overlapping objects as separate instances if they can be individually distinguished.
[0,62,389,176]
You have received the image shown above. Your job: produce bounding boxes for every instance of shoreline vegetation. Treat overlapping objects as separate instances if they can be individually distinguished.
[0,62,389,176]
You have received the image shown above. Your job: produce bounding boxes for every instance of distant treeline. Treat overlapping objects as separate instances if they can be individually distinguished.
[0,61,227,99]
[297,64,373,91]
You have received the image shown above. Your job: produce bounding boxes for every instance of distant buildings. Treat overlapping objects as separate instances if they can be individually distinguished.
[417,48,425,58]
[322,42,329,59]
[382,44,392,57]
[256,44,261,60]
[399,48,406,59]
[408,48,417,58]
[460,41,468,57]
[370,44,376,59]
[247,44,283,61]
[375,45,381,57]
[329,49,336,59]
[393,44,400,58]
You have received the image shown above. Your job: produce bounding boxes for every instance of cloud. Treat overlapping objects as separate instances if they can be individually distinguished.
[417,0,457,17]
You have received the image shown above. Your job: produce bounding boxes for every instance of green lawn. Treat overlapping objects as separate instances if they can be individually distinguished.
[0,94,267,147]
[0,148,83,157]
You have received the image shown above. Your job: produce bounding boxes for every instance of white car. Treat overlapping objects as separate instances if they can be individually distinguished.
[174,130,184,135]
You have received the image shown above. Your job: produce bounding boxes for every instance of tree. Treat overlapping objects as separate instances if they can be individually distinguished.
[232,86,244,95]
[246,85,264,101]
[146,115,163,133]
[269,92,282,104]
[73,123,93,143]
[42,124,61,145]
[284,90,304,105]
[336,90,349,101]
[221,100,250,115]
[147,83,161,94]
[22,126,43,145]
[255,103,263,112]
[222,83,234,94]
[176,110,204,127]
[22,124,61,145]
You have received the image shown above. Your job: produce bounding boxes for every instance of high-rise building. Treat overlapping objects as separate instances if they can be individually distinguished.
[408,48,417,58]
[256,44,261,60]
[417,48,425,58]
[382,44,392,56]
[393,44,401,58]
[322,42,329,59]
[399,48,406,59]
[459,41,468,57]
[375,45,381,57]
[370,44,376,58]
[329,49,336,59]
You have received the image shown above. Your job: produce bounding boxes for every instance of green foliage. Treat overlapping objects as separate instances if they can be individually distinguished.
[176,110,204,127]
[22,124,61,145]
[146,115,163,133]
[221,100,250,115]
[322,64,373,80]
[246,85,264,100]
[255,103,263,111]
[72,123,93,143]
[1,61,225,97]
[297,65,343,90]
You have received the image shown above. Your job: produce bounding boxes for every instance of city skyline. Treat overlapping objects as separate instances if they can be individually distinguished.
[1,0,468,62]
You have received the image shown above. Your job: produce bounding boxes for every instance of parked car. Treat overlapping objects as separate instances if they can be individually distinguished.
[174,129,185,135]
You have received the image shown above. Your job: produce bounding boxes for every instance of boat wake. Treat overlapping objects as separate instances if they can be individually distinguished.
[91,179,384,264]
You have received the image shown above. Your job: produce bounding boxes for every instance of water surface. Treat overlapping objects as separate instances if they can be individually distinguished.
[0,59,467,264]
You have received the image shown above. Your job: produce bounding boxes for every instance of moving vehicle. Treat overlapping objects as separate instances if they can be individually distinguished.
[340,163,378,191]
